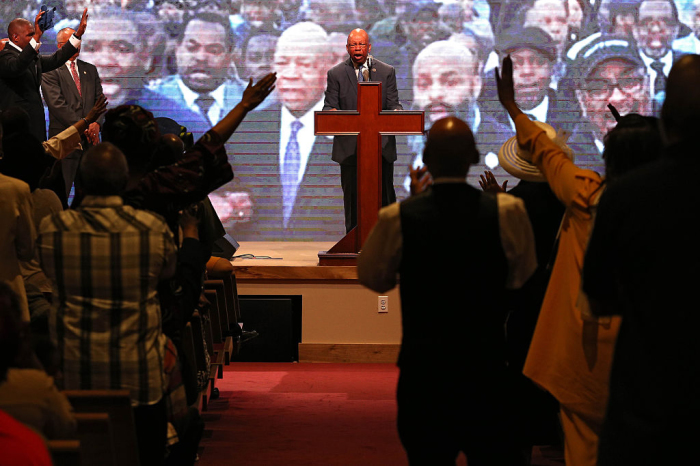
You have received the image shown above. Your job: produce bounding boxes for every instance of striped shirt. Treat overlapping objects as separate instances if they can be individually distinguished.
[38,196,176,406]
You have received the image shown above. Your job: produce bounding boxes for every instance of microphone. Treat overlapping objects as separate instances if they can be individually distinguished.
[363,55,372,81]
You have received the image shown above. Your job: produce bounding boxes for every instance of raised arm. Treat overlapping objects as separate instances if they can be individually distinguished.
[43,95,107,159]
[495,55,601,209]
[210,73,276,142]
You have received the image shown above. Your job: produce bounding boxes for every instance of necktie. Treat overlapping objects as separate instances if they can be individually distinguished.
[195,94,216,123]
[282,120,303,225]
[362,67,369,82]
[651,60,666,96]
[70,61,81,96]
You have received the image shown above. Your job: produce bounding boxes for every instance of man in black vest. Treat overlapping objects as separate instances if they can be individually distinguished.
[358,116,537,465]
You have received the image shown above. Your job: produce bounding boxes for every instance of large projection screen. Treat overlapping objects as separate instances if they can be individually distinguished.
[3,0,690,241]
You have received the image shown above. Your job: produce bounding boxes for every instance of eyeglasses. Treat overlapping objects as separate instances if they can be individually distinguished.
[585,75,644,99]
[347,43,368,49]
[637,18,678,31]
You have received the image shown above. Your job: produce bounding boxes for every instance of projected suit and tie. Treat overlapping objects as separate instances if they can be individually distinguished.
[0,0,688,241]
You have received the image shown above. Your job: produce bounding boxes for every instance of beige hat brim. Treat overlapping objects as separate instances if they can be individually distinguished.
[498,135,546,182]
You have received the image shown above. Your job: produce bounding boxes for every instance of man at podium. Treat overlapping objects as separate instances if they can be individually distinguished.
[323,28,403,233]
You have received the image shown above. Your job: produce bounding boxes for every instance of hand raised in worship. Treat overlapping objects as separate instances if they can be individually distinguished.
[75,8,89,39]
[409,164,432,196]
[179,203,201,239]
[33,10,46,42]
[240,72,277,112]
[85,95,108,124]
[479,170,507,193]
[85,122,100,145]
[495,55,522,121]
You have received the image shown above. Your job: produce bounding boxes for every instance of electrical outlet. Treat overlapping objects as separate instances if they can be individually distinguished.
[378,296,388,313]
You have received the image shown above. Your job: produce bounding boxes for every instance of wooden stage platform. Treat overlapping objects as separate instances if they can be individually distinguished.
[230,242,401,363]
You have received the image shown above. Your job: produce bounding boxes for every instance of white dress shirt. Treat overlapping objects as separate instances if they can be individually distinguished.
[279,97,325,225]
[176,77,226,125]
[641,50,673,97]
[357,183,537,293]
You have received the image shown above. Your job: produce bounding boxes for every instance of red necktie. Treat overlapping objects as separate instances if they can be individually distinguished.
[70,61,81,96]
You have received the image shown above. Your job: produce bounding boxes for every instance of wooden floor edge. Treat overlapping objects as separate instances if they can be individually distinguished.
[298,343,400,363]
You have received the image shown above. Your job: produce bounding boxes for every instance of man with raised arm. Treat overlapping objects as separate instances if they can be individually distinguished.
[0,8,89,141]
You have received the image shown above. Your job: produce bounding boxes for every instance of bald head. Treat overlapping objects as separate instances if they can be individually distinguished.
[347,28,371,66]
[57,28,74,44]
[7,18,33,49]
[661,54,700,144]
[423,117,479,178]
[79,143,129,196]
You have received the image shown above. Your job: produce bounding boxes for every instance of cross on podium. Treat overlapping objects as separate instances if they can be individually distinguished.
[314,81,424,266]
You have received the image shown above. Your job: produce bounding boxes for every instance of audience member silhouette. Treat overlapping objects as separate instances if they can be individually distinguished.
[358,116,536,465]
[38,142,177,465]
[582,53,700,466]
[496,54,662,466]
[0,282,76,440]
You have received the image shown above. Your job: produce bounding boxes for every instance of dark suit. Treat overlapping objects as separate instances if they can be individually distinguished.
[323,57,403,232]
[216,104,345,241]
[41,58,104,195]
[0,40,78,141]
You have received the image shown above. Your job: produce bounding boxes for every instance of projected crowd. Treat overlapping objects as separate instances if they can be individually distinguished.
[1,0,694,240]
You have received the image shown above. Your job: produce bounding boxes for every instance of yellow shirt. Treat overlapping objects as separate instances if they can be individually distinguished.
[517,114,620,424]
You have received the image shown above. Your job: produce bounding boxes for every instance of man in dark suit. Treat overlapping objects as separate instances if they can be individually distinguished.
[0,8,89,141]
[211,21,345,241]
[41,27,104,197]
[323,27,403,233]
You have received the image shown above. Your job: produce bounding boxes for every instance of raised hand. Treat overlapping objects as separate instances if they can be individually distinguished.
[409,164,432,195]
[33,10,46,42]
[86,95,108,124]
[479,170,507,193]
[75,8,89,38]
[240,72,277,112]
[495,55,522,120]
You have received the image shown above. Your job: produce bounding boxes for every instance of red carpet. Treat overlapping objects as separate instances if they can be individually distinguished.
[197,363,563,466]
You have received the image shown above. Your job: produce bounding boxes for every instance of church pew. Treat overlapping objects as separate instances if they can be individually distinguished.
[204,281,235,365]
[74,412,116,466]
[47,439,81,466]
[62,389,140,466]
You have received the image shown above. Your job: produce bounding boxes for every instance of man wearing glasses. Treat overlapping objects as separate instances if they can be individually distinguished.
[152,12,250,137]
[568,38,651,175]
[323,28,403,233]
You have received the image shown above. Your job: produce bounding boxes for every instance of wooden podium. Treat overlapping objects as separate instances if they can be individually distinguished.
[314,82,424,266]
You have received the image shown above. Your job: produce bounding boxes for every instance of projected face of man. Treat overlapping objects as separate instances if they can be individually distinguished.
[568,0,583,30]
[241,1,275,28]
[242,35,277,81]
[412,43,481,126]
[406,8,441,47]
[633,0,679,59]
[510,47,554,110]
[177,19,231,94]
[524,0,568,55]
[693,0,700,39]
[577,58,648,138]
[305,0,358,32]
[80,18,143,106]
[274,27,328,117]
